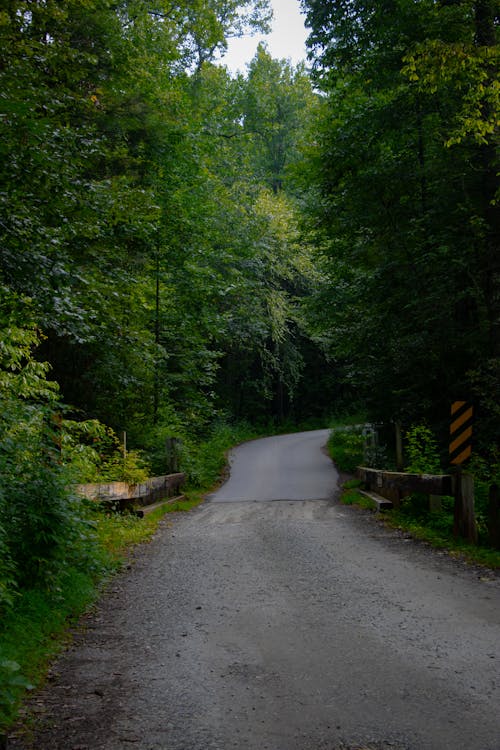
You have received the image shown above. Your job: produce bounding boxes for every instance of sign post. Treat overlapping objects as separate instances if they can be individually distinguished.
[449,401,473,465]
[449,401,476,543]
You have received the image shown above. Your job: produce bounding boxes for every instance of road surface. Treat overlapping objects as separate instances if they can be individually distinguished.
[10,429,500,750]
[207,429,336,502]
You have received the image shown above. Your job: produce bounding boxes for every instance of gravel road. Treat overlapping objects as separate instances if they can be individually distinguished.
[10,430,500,750]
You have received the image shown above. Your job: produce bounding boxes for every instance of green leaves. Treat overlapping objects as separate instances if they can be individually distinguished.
[300,0,499,442]
[0,660,33,716]
[402,41,500,147]
[405,425,441,474]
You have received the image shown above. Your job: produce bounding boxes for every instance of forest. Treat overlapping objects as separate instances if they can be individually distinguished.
[0,0,498,701]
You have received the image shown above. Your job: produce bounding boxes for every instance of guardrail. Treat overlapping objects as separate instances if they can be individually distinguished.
[356,466,477,544]
[356,467,453,507]
[75,473,186,517]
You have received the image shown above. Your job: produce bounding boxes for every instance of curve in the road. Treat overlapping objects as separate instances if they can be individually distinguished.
[208,428,338,503]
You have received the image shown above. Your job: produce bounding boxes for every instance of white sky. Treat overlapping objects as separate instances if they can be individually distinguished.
[219,0,309,74]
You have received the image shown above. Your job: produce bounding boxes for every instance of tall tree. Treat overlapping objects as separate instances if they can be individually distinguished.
[300,0,499,447]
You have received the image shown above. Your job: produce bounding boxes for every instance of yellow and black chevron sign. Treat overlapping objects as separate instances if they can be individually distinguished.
[449,401,473,465]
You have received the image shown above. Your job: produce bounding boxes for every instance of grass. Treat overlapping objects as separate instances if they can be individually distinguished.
[95,504,175,560]
[341,489,378,511]
[339,479,378,511]
[0,564,105,732]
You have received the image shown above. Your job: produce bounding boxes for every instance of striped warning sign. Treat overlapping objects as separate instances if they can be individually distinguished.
[449,401,473,465]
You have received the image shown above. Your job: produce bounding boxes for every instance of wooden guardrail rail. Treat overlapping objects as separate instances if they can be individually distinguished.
[356,466,477,544]
[75,473,186,516]
[356,467,453,507]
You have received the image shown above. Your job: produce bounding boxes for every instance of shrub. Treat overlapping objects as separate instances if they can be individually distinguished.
[327,427,365,473]
[62,419,150,484]
[182,419,257,488]
[404,424,441,474]
[0,315,100,602]
[0,659,33,728]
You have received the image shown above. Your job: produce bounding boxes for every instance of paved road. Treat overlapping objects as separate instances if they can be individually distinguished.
[207,429,336,502]
[11,430,500,750]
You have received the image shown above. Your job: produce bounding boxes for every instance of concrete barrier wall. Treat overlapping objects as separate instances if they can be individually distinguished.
[75,473,186,508]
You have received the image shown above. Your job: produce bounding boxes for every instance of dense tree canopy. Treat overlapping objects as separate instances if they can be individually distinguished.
[300,0,499,452]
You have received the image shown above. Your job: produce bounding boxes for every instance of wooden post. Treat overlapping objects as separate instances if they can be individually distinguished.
[166,437,180,473]
[453,468,477,544]
[453,465,462,538]
[487,483,500,549]
[395,421,404,472]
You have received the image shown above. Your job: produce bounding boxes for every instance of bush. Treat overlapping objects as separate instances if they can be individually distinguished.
[0,316,102,603]
[327,427,365,473]
[404,424,441,474]
[181,419,257,488]
[62,419,150,484]
[469,453,500,543]
[0,659,33,728]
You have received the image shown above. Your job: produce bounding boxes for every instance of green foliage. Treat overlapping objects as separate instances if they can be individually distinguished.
[398,424,445,532]
[340,478,376,510]
[0,499,175,731]
[0,660,33,726]
[404,424,441,474]
[402,40,500,148]
[0,563,107,730]
[182,420,258,488]
[243,44,317,194]
[300,0,499,442]
[95,507,169,562]
[327,427,365,474]
[62,420,150,484]
[469,454,500,543]
[0,305,107,618]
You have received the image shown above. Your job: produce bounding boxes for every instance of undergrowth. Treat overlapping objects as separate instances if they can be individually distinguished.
[327,426,365,474]
[0,502,194,735]
[0,561,109,732]
[341,488,377,511]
